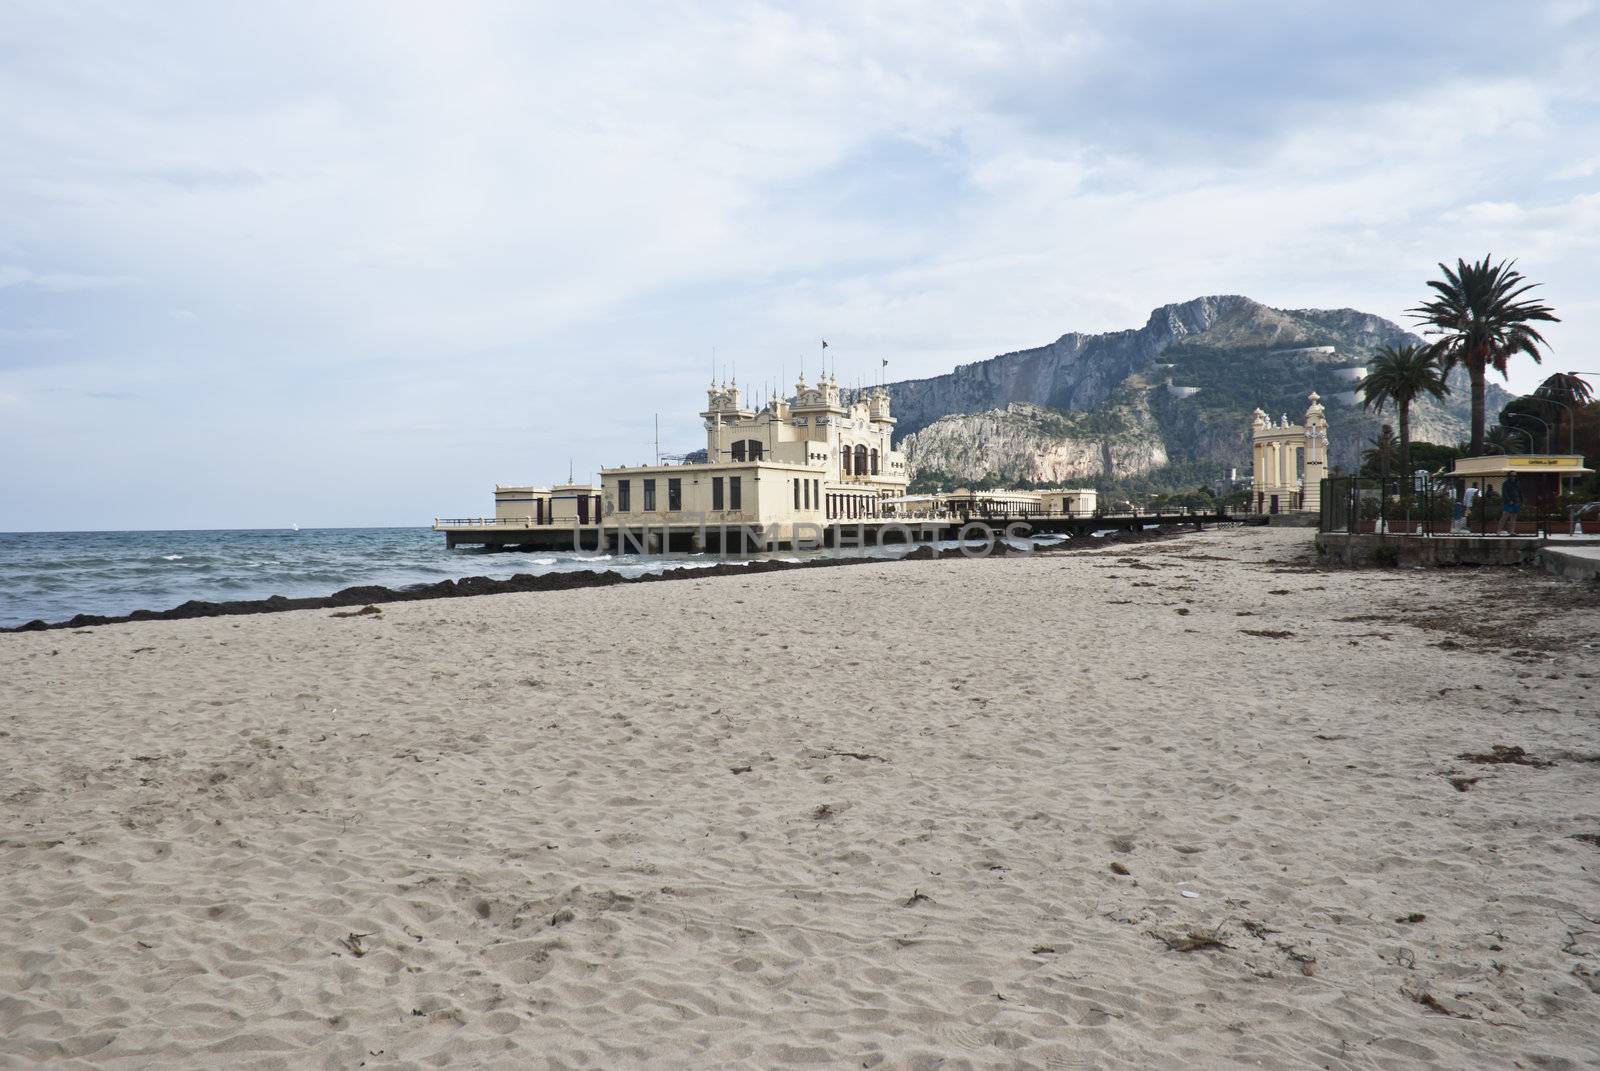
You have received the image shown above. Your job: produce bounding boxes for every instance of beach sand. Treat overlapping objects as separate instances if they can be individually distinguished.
[2,527,1597,1069]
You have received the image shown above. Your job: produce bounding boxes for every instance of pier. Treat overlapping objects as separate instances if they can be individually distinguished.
[433,508,1245,553]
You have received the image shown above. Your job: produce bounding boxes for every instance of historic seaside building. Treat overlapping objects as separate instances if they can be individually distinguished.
[595,372,911,545]
[1251,393,1329,515]
[436,374,1156,551]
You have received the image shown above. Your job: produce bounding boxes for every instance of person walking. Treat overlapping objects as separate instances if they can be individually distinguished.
[1453,483,1477,533]
[1498,473,1523,535]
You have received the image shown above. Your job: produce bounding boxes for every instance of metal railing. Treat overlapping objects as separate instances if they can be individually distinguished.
[434,516,539,528]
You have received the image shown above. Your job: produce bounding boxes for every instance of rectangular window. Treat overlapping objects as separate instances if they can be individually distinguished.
[803,480,810,509]
[712,477,724,511]
[618,480,631,512]
[643,479,656,512]
[729,476,742,511]
[793,479,799,509]
[667,478,682,512]
[812,480,819,511]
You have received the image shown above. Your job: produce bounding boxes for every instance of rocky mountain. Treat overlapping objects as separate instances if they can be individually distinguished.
[903,397,1167,485]
[890,295,1511,486]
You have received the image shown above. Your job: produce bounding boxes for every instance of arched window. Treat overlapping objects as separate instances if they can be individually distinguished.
[746,439,763,461]
[841,447,852,476]
[731,440,745,461]
[869,448,879,475]
[854,444,867,477]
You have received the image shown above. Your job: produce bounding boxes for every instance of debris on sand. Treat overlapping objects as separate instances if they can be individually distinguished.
[330,605,382,619]
[1151,926,1230,953]
[1458,745,1553,768]
[339,932,371,957]
[1110,862,1130,876]
[1395,913,1426,924]
[1275,941,1317,975]
[1405,989,1471,1018]
[1445,775,1479,792]
[1240,628,1294,639]
[825,748,889,763]
[904,889,933,907]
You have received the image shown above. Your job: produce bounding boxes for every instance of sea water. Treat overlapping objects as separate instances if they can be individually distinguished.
[0,527,784,628]
[0,526,1096,628]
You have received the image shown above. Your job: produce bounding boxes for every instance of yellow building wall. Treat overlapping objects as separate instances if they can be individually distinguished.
[493,487,550,522]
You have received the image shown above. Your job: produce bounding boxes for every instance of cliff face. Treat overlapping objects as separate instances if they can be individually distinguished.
[886,296,1251,440]
[891,295,1511,485]
[903,399,1167,485]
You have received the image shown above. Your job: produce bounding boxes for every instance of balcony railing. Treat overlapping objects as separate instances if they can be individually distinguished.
[435,517,538,528]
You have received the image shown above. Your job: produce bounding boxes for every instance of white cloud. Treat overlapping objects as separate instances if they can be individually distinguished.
[1,1,1597,527]
[0,264,130,291]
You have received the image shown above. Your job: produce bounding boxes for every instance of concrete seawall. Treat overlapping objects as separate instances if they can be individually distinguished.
[1317,533,1600,576]
[1539,545,1600,581]
[1315,533,1543,567]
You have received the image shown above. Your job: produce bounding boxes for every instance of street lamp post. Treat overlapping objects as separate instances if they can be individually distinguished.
[1510,413,1552,453]
[1538,396,1576,454]
[1501,425,1536,452]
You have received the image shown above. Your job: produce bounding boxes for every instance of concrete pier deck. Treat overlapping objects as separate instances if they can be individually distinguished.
[433,511,1243,552]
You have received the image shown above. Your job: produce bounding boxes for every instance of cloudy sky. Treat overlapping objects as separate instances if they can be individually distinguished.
[3,1,1597,529]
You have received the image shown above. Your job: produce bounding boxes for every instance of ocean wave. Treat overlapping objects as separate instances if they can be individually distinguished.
[160,553,185,561]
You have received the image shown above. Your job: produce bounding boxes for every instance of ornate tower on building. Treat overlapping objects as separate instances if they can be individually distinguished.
[1301,392,1327,515]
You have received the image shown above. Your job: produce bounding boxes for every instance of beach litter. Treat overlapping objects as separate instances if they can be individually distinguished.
[1459,744,1553,768]
[1151,926,1230,952]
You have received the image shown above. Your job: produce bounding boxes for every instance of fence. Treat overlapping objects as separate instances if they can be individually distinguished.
[1319,476,1579,537]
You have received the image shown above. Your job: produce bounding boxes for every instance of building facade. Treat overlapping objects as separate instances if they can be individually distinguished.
[1251,392,1329,514]
[494,483,603,525]
[597,373,911,542]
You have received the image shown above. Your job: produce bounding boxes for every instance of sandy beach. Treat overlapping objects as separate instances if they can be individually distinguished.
[2,526,1597,1069]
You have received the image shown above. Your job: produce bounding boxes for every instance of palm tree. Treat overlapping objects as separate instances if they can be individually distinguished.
[1358,343,1447,479]
[1410,256,1559,455]
[1484,424,1526,454]
[1363,424,1399,479]
[1537,372,1595,405]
